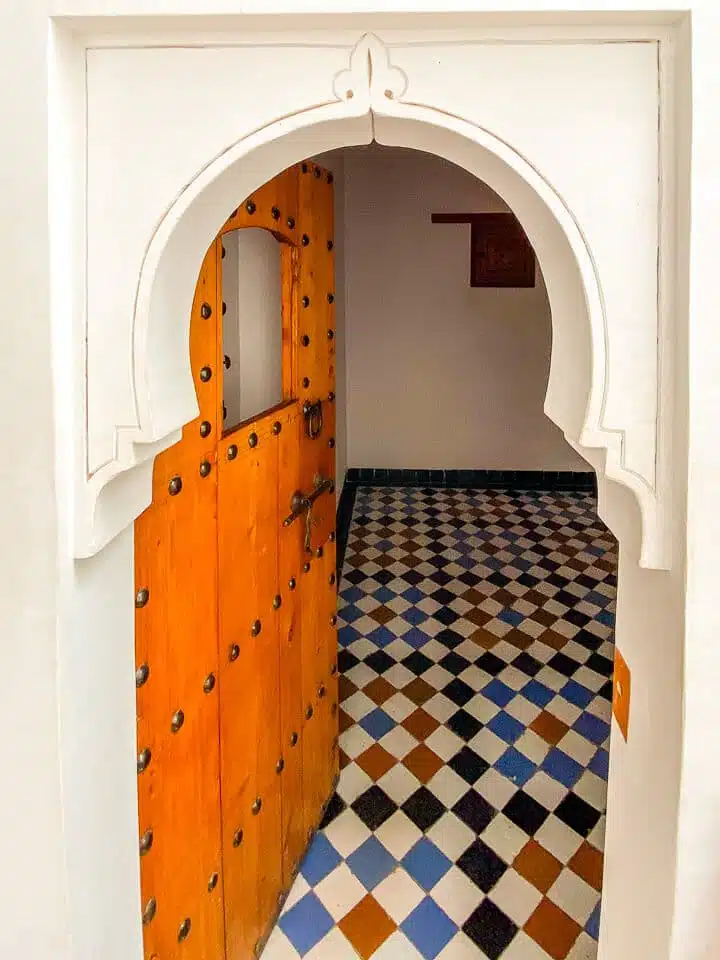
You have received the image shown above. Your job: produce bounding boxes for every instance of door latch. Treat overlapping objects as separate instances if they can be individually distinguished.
[283,475,334,552]
[303,400,323,439]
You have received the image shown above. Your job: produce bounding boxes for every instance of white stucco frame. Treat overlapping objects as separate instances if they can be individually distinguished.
[47,12,689,960]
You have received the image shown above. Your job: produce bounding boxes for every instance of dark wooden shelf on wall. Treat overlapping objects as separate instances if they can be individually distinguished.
[431,211,536,288]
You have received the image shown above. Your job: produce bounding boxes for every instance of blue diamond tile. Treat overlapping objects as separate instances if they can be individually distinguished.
[597,609,615,626]
[401,897,457,959]
[494,747,537,787]
[367,625,396,649]
[278,891,335,956]
[402,586,425,604]
[340,585,364,604]
[401,838,452,892]
[340,604,365,624]
[521,679,555,708]
[574,712,611,745]
[338,625,361,648]
[589,747,610,780]
[359,708,396,740]
[541,748,584,788]
[403,627,432,649]
[487,710,525,744]
[482,679,515,708]
[373,585,396,603]
[498,608,524,627]
[376,538,393,552]
[586,899,602,940]
[299,832,342,886]
[345,835,396,890]
[560,680,594,709]
[586,590,612,608]
[403,607,430,626]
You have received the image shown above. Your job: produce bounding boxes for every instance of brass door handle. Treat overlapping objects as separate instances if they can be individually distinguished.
[283,476,334,551]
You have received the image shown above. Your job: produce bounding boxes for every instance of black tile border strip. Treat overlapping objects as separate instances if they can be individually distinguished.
[335,480,357,580]
[343,467,597,493]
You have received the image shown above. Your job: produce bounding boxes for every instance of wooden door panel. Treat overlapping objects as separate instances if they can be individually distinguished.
[135,447,224,960]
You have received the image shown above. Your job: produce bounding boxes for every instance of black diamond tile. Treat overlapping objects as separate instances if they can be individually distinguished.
[431,588,456,606]
[447,709,483,742]
[449,746,490,785]
[502,791,550,836]
[598,679,613,701]
[443,678,475,707]
[463,899,518,959]
[548,652,580,678]
[511,652,542,677]
[439,651,471,676]
[453,790,496,834]
[554,793,602,837]
[488,572,511,587]
[351,786,397,831]
[586,652,614,677]
[434,606,460,626]
[364,650,395,674]
[403,651,434,676]
[338,650,360,673]
[573,629,604,652]
[476,652,506,676]
[565,609,592,628]
[435,628,465,650]
[428,569,453,586]
[344,568,367,585]
[373,569,394,586]
[457,839,507,892]
[458,571,482,587]
[319,792,347,829]
[402,787,446,832]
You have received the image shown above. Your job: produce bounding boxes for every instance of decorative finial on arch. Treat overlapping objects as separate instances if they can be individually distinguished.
[333,33,409,106]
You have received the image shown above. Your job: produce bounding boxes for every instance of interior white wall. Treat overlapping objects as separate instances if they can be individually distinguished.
[340,144,587,471]
[224,227,283,428]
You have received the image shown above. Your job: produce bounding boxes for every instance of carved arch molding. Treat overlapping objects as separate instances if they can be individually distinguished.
[77,31,671,568]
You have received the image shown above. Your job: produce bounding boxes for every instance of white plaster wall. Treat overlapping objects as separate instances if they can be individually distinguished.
[340,144,587,471]
[3,7,717,960]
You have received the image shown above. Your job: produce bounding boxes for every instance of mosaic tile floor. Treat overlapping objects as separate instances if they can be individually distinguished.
[265,487,617,959]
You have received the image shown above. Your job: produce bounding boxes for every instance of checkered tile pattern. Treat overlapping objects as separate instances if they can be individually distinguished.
[264,488,616,959]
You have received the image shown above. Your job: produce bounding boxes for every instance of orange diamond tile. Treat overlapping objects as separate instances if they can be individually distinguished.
[402,708,440,741]
[465,607,493,628]
[503,629,534,651]
[469,628,500,650]
[568,841,604,892]
[402,743,444,784]
[403,677,436,706]
[538,628,569,651]
[339,708,354,733]
[339,675,358,703]
[338,894,396,959]
[355,743,397,780]
[531,710,570,746]
[523,898,582,959]
[370,604,396,624]
[363,676,396,706]
[339,748,351,770]
[514,839,564,894]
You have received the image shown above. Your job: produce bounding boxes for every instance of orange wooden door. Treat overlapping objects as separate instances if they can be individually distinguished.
[134,160,338,960]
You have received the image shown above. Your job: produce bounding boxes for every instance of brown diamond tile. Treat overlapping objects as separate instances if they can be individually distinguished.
[370,605,396,625]
[374,554,396,569]
[339,708,355,734]
[469,628,501,650]
[402,743,444,784]
[402,708,440,741]
[503,629,534,651]
[490,588,517,607]
[514,839,564,894]
[339,676,358,703]
[537,628,569,651]
[568,841,604,892]
[461,588,485,606]
[363,676,396,705]
[531,711,570,746]
[402,677,436,706]
[531,609,559,629]
[523,898,582,959]
[339,749,351,770]
[339,894,397,959]
[356,743,397,780]
[465,607,493,627]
